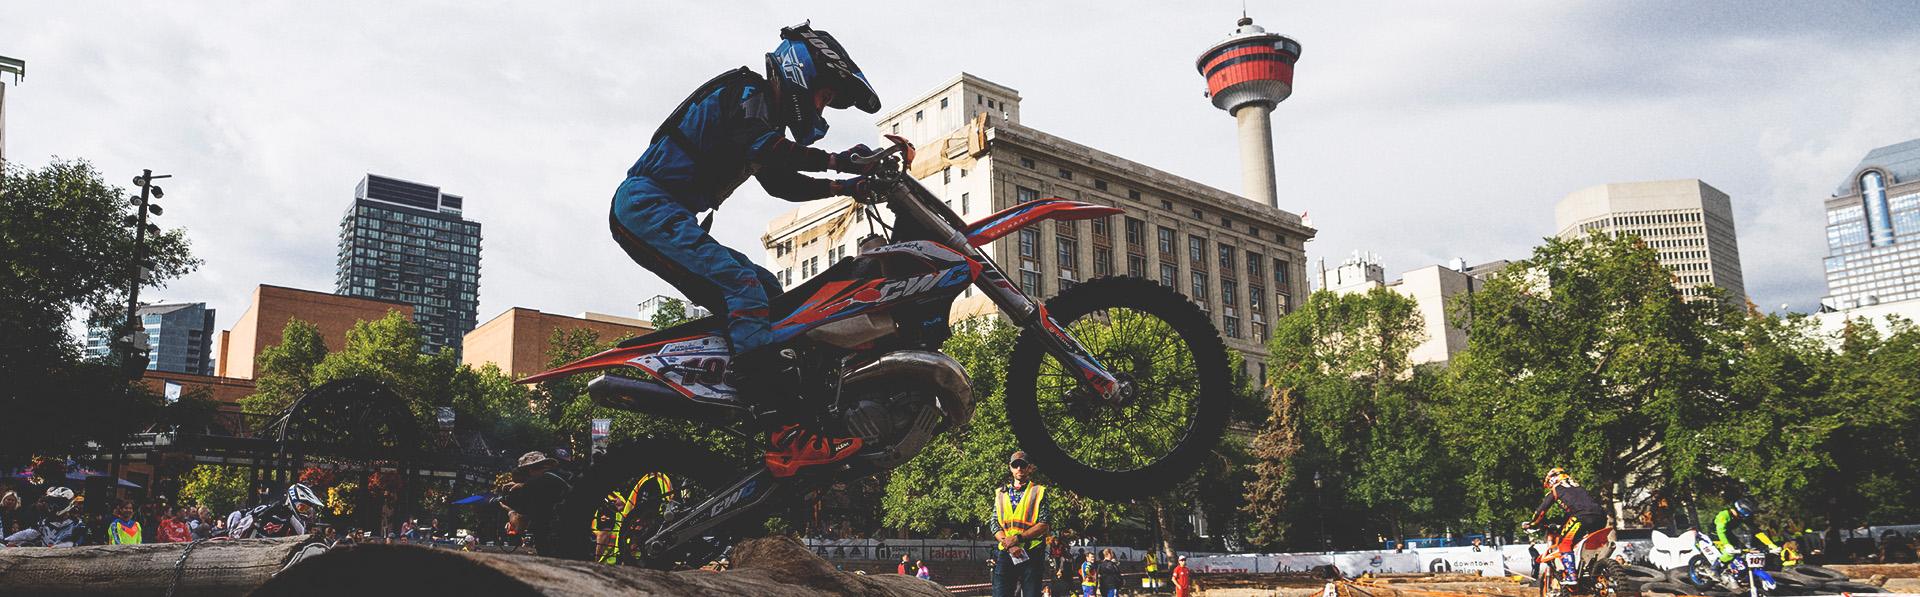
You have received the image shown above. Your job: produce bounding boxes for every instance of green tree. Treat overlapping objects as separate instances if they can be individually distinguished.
[1246,287,1458,549]
[241,318,331,415]
[649,297,694,329]
[1441,233,1738,530]
[179,465,250,513]
[0,158,200,465]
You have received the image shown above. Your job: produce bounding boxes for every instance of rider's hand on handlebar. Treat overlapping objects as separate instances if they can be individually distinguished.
[832,144,884,175]
[837,176,883,204]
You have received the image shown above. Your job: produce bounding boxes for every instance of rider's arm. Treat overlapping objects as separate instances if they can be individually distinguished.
[755,168,835,202]
[1713,509,1734,545]
[736,87,833,173]
[1528,490,1557,527]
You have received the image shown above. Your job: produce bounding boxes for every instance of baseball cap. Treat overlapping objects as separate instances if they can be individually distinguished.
[1009,451,1030,467]
[515,451,556,472]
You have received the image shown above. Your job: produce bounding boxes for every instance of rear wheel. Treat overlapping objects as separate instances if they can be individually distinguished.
[553,437,748,569]
[1687,555,1720,589]
[1005,276,1233,501]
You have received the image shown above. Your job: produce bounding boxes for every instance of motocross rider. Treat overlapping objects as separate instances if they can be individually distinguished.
[1525,468,1608,587]
[608,21,883,474]
[1711,498,1779,563]
[228,483,326,538]
[2,487,86,547]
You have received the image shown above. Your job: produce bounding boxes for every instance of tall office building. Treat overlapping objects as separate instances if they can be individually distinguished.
[1554,179,1746,305]
[764,73,1318,375]
[335,174,482,355]
[1822,138,1920,310]
[86,302,216,375]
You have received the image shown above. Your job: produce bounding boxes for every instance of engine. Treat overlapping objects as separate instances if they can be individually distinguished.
[831,350,974,470]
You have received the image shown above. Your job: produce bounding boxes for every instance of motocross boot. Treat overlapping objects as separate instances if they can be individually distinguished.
[764,424,862,477]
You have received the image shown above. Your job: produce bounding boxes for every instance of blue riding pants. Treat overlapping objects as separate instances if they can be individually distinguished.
[609,176,782,353]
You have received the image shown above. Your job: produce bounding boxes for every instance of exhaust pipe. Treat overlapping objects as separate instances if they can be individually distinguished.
[587,374,744,422]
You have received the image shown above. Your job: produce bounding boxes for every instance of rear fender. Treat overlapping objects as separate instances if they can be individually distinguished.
[517,335,737,405]
[962,199,1125,247]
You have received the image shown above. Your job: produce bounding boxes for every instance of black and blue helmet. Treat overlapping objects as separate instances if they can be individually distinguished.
[1732,497,1759,517]
[765,21,879,144]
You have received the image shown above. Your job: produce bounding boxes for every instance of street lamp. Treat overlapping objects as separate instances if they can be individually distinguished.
[1314,471,1329,552]
[121,169,171,379]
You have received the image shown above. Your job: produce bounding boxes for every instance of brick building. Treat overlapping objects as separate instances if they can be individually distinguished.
[463,308,653,378]
[216,284,413,379]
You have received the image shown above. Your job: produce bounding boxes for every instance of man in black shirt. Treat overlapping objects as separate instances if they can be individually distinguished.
[1097,548,1122,597]
[500,451,575,558]
[1525,468,1608,589]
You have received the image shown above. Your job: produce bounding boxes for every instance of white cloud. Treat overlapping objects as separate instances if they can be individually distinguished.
[7,1,1914,346]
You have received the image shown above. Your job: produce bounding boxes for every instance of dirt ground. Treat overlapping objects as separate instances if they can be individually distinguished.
[1190,564,1920,597]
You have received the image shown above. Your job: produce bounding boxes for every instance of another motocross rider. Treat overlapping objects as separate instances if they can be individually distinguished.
[231,483,326,538]
[1711,498,1779,563]
[608,21,882,474]
[1525,467,1608,586]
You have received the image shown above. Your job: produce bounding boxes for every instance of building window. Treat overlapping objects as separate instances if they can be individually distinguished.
[1129,189,1142,201]
[1189,235,1206,263]
[1021,157,1035,169]
[1864,171,1895,247]
[1221,279,1237,307]
[915,110,924,122]
[1158,227,1176,253]
[1094,247,1111,276]
[978,95,984,104]
[1058,219,1077,234]
[1274,258,1289,285]
[1057,237,1077,269]
[1091,215,1109,237]
[1249,285,1265,311]
[1247,252,1263,278]
[1161,263,1178,288]
[1191,208,1204,220]
[892,123,900,135]
[1248,226,1260,238]
[1219,244,1235,273]
[961,192,971,215]
[1018,186,1039,203]
[1161,199,1173,210]
[940,97,949,108]
[943,167,952,184]
[1221,217,1233,229]
[1020,228,1038,259]
[988,99,997,108]
[1058,168,1073,180]
[1059,277,1076,292]
[1126,218,1145,246]
[960,168,968,177]
[1021,270,1042,295]
[1223,315,1240,339]
[1129,254,1147,278]
[1095,180,1108,191]
[1191,272,1209,301]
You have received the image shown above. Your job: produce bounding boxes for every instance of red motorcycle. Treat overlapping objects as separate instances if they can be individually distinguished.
[518,136,1232,568]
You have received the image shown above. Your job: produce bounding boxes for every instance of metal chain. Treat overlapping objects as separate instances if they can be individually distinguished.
[166,538,209,597]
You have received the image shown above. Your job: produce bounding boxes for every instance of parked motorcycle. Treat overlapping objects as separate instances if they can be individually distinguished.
[1530,521,1620,597]
[518,136,1233,568]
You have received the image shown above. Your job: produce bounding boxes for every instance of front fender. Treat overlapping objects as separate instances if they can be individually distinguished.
[962,198,1126,247]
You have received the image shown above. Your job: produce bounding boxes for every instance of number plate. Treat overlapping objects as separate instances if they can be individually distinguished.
[1745,553,1766,567]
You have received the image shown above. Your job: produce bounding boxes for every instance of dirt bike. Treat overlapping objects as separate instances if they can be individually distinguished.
[1688,534,1779,597]
[1529,521,1620,597]
[517,135,1233,568]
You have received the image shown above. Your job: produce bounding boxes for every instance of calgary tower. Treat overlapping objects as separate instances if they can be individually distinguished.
[1197,16,1301,208]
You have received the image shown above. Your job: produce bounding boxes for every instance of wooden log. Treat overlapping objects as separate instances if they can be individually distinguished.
[248,535,952,596]
[0,535,328,597]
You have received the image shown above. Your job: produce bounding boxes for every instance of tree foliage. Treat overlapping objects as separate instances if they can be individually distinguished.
[649,297,694,329]
[178,464,249,513]
[0,158,200,465]
[1246,287,1459,549]
[1441,234,1739,530]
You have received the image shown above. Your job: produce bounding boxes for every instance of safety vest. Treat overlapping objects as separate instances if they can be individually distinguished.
[1147,553,1159,573]
[110,518,142,545]
[995,482,1047,551]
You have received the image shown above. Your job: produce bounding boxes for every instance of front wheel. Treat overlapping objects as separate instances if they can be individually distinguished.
[552,437,748,569]
[1005,276,1233,501]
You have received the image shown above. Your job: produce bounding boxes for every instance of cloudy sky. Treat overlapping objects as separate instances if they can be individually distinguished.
[8,1,1919,341]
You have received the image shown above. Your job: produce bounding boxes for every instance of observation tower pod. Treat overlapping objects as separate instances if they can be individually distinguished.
[1197,17,1301,209]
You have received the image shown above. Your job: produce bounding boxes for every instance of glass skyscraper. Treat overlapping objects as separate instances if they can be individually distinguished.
[336,174,482,355]
[86,302,216,375]
[1823,138,1920,310]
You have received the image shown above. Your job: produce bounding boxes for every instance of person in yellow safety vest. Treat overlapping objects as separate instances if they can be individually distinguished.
[1780,539,1802,567]
[991,451,1053,597]
[1145,552,1159,586]
[108,499,143,545]
[594,472,672,564]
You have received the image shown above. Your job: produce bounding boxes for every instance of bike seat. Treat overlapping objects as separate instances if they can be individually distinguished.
[1581,527,1616,550]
